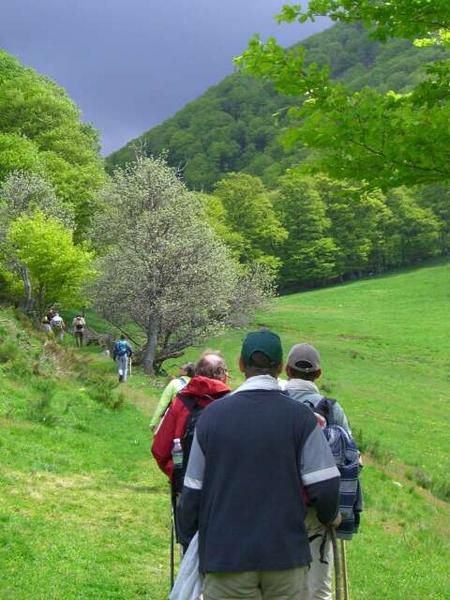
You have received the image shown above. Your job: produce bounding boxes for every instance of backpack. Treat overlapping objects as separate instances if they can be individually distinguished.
[306,397,363,539]
[305,396,338,425]
[172,396,209,495]
[115,340,129,356]
[51,316,63,330]
[323,425,362,539]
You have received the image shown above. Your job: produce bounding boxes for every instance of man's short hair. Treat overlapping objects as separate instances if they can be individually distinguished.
[195,350,227,381]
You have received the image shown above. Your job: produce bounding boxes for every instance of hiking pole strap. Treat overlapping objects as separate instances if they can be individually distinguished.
[330,528,342,600]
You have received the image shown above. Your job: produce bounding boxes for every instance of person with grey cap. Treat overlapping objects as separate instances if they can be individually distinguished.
[285,343,350,433]
[177,330,341,600]
[285,342,351,600]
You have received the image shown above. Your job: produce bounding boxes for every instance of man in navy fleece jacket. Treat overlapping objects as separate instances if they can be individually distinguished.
[178,330,340,600]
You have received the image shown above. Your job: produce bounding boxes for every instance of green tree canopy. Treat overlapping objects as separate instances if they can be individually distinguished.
[4,211,95,318]
[108,22,446,191]
[0,49,105,236]
[213,173,287,272]
[236,1,450,189]
[91,157,272,374]
[383,188,442,266]
[275,174,337,286]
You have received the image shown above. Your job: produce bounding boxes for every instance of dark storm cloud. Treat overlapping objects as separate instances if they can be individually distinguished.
[0,0,328,154]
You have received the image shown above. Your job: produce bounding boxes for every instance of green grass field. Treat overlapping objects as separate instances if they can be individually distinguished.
[0,260,449,599]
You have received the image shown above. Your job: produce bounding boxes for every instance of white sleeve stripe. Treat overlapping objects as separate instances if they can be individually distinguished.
[302,466,340,486]
[184,476,203,490]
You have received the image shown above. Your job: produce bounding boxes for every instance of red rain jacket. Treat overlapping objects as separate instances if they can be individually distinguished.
[151,375,231,480]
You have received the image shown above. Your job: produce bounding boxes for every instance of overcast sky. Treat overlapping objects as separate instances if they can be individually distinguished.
[1,1,328,155]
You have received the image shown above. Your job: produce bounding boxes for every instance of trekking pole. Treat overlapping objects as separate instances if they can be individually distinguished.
[340,539,350,600]
[330,528,342,600]
[170,507,175,590]
[170,485,177,590]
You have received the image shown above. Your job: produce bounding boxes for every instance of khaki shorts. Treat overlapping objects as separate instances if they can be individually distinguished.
[203,566,308,600]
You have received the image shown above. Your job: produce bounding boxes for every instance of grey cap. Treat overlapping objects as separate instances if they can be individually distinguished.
[287,343,321,373]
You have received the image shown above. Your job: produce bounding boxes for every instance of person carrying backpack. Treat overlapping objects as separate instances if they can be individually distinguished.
[285,342,362,600]
[41,316,52,334]
[177,331,340,599]
[46,308,56,323]
[151,351,230,490]
[112,335,133,382]
[72,314,86,347]
[149,363,195,432]
[50,312,66,342]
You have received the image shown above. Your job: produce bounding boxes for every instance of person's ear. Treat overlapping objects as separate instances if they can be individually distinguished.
[239,357,245,374]
[276,363,283,377]
[315,368,322,380]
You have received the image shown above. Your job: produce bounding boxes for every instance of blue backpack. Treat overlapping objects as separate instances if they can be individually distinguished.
[307,397,363,540]
[115,340,129,356]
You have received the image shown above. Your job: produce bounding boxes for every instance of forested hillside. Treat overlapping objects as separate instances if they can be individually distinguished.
[1,3,448,364]
[105,21,448,291]
[106,23,446,189]
[0,51,270,374]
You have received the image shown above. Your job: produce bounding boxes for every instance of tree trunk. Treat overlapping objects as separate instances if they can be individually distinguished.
[36,284,46,321]
[19,265,33,314]
[143,318,159,375]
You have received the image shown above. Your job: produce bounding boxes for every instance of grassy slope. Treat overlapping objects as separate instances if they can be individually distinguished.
[270,261,450,496]
[164,260,450,598]
[178,260,450,497]
[0,261,449,599]
[0,311,170,599]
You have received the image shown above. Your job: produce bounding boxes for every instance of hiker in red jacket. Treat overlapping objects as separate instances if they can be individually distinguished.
[151,350,230,484]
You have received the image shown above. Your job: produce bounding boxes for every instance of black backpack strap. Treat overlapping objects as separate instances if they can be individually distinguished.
[178,393,197,412]
[303,399,316,411]
[316,396,337,424]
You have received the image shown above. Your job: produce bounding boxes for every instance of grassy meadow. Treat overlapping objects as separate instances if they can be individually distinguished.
[0,260,449,599]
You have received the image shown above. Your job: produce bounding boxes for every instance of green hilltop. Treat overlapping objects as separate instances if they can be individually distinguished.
[106,23,446,190]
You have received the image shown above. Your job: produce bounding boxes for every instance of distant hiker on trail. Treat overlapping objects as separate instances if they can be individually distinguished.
[46,308,56,323]
[285,342,360,600]
[151,352,230,491]
[177,330,340,600]
[50,312,65,341]
[41,316,52,334]
[149,362,195,432]
[113,335,133,382]
[72,314,86,348]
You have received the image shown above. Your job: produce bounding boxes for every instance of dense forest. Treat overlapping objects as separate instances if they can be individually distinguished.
[106,22,448,290]
[106,23,447,189]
